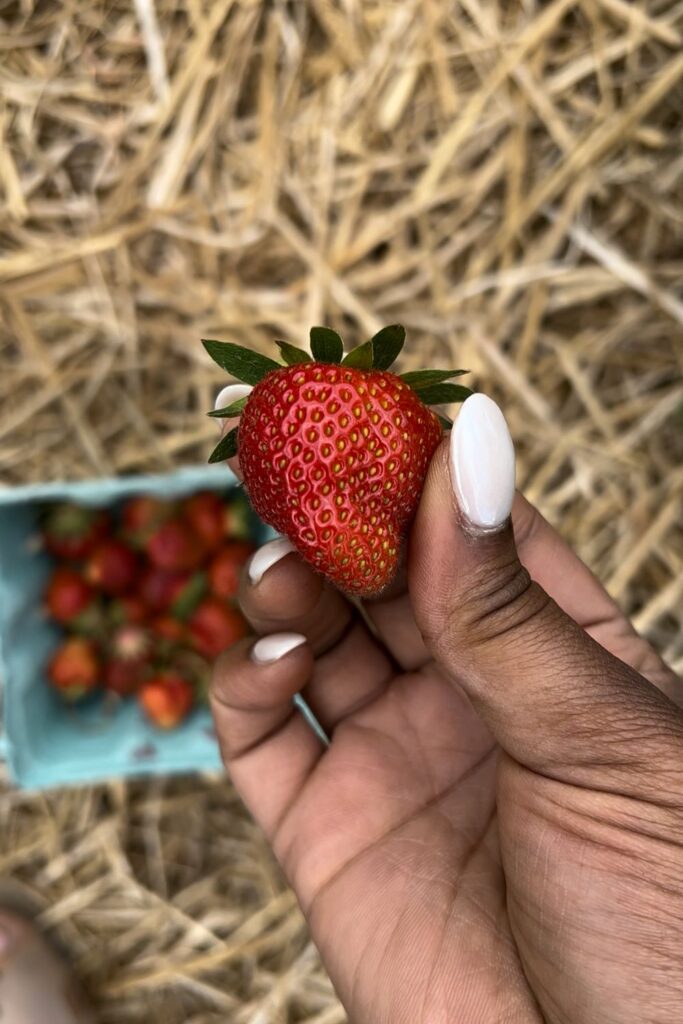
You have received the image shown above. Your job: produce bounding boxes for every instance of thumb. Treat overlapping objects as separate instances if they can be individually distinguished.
[410,395,683,791]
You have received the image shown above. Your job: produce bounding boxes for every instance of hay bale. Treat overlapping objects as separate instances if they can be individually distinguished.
[0,1,681,1019]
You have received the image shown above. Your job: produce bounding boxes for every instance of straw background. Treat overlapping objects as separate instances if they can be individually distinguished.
[1,1,682,1020]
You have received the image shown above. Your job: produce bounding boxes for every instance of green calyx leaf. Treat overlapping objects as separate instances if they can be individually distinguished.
[275,340,313,365]
[371,324,405,370]
[172,572,208,621]
[202,340,281,385]
[310,326,344,364]
[436,414,453,431]
[207,396,249,418]
[208,426,239,463]
[401,368,469,388]
[413,383,474,405]
[342,340,374,369]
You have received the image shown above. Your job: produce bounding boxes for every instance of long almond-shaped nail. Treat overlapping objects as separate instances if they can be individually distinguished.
[252,633,306,664]
[248,537,296,584]
[213,384,252,429]
[450,394,515,530]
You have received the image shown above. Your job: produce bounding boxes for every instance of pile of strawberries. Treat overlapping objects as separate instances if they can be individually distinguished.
[41,491,254,728]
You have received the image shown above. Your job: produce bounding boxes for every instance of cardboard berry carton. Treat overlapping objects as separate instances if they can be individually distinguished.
[0,466,271,789]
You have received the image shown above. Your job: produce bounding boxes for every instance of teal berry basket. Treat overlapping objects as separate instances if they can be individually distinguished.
[0,466,273,790]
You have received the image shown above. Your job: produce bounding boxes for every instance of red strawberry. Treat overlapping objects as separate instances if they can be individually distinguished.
[103,626,152,696]
[139,673,193,729]
[150,615,187,644]
[204,326,469,597]
[139,567,206,618]
[139,567,189,612]
[238,365,442,596]
[147,519,204,572]
[41,503,110,561]
[86,539,138,595]
[172,649,212,705]
[188,597,248,659]
[182,491,226,553]
[47,637,100,701]
[45,568,94,624]
[208,541,254,600]
[103,658,146,696]
[111,594,148,626]
[121,496,174,548]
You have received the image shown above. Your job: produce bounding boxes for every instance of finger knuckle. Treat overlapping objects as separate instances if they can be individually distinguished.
[433,555,553,657]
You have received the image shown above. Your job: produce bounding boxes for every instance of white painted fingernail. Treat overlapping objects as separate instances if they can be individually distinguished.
[252,633,306,664]
[248,537,296,584]
[450,394,515,530]
[214,384,253,429]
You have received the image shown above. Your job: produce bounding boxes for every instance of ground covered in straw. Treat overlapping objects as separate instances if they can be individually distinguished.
[1,1,682,1020]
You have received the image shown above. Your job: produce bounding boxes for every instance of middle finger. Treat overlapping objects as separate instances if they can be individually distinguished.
[240,541,394,732]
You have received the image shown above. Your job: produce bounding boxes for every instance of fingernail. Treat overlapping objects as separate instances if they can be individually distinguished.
[248,537,296,585]
[214,384,253,430]
[450,394,515,530]
[252,633,306,664]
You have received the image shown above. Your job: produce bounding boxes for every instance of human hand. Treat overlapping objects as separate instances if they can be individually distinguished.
[211,394,683,1023]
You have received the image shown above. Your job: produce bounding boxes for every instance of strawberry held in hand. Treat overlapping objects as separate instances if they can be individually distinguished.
[205,325,470,597]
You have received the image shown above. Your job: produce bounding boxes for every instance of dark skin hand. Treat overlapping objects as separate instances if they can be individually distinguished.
[211,432,683,1024]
